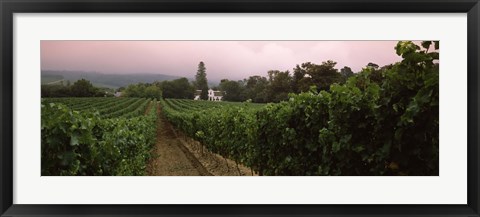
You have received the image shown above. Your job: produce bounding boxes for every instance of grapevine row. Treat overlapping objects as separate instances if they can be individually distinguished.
[160,41,439,176]
[41,99,158,176]
[43,97,151,119]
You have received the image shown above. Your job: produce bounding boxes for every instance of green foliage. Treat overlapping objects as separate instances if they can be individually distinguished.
[70,79,99,97]
[377,41,439,175]
[367,62,380,69]
[42,78,112,98]
[44,97,152,119]
[266,70,293,102]
[219,79,244,102]
[41,84,72,97]
[244,76,269,103]
[144,85,162,99]
[292,61,344,93]
[218,61,343,103]
[161,77,195,99]
[340,66,354,79]
[123,83,162,99]
[41,99,157,176]
[195,61,209,100]
[161,41,439,176]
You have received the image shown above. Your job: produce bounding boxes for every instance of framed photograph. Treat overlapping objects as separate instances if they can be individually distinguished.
[1,0,479,216]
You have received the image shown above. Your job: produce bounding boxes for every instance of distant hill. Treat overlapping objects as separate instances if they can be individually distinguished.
[41,74,64,84]
[42,70,183,89]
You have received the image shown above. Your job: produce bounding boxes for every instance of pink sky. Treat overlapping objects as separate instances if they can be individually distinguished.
[41,41,406,81]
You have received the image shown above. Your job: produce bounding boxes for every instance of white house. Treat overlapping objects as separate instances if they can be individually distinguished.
[208,89,223,101]
[194,89,223,101]
[114,91,122,97]
[193,90,202,100]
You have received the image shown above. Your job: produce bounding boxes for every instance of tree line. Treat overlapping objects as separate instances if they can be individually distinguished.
[155,60,385,103]
[41,79,113,97]
[42,56,390,103]
[216,61,395,103]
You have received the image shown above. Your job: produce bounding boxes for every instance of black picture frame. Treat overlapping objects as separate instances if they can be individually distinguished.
[1,0,479,216]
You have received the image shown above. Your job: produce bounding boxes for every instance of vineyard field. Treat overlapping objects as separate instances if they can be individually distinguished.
[41,97,157,176]
[42,97,152,118]
[40,41,439,177]
[160,42,439,176]
[162,98,265,112]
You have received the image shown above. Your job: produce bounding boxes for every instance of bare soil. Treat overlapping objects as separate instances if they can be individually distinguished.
[147,105,211,176]
[173,130,257,176]
[147,104,256,176]
[144,101,153,115]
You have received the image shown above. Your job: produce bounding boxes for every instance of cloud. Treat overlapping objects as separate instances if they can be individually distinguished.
[41,41,406,81]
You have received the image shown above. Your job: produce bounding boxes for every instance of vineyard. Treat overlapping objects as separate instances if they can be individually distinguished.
[160,41,439,176]
[41,97,157,175]
[41,41,439,176]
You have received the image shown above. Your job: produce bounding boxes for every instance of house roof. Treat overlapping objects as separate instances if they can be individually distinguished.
[195,89,223,96]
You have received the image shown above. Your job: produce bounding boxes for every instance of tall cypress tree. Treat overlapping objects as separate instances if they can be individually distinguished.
[195,61,209,100]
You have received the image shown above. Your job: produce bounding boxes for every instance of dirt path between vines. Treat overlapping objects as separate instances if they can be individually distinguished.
[147,105,212,176]
[144,101,153,115]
